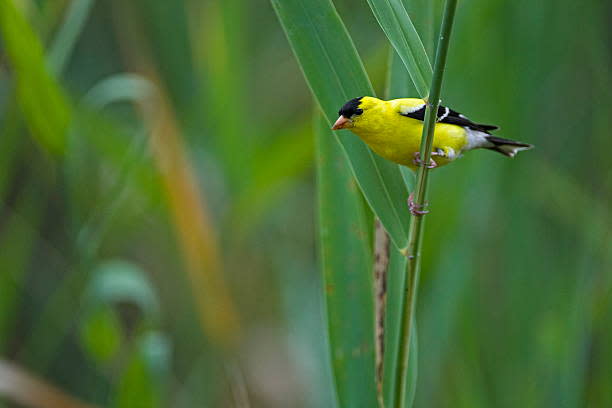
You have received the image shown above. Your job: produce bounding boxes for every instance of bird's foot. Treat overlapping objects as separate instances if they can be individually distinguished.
[413,152,439,169]
[407,192,429,216]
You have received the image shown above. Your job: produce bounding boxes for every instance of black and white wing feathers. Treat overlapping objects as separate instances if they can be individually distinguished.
[400,104,498,133]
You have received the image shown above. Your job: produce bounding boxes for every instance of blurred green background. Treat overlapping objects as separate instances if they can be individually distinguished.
[0,0,611,407]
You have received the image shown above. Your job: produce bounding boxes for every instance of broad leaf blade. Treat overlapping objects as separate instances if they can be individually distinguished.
[271,0,410,248]
[367,0,433,97]
[315,114,378,408]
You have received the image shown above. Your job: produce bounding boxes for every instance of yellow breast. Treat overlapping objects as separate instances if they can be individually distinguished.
[350,99,468,169]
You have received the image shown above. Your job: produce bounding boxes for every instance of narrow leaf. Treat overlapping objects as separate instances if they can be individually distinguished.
[394,2,459,406]
[0,0,71,155]
[271,0,411,248]
[374,220,390,405]
[315,114,378,408]
[48,0,96,75]
[382,248,418,408]
[381,43,421,408]
[82,73,154,108]
[367,0,433,97]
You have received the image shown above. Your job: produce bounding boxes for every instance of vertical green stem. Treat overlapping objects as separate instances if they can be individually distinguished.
[394,1,458,407]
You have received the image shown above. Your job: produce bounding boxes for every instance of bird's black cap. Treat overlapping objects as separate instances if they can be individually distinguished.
[338,97,364,118]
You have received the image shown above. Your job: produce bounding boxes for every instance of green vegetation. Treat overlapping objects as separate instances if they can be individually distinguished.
[0,0,610,407]
[394,2,457,407]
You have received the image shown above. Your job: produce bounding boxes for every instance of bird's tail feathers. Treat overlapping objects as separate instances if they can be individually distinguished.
[485,135,533,158]
[477,123,499,131]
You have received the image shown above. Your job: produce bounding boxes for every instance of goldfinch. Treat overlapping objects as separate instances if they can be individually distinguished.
[331,96,533,170]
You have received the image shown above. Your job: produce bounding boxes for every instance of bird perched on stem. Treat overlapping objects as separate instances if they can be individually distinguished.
[331,96,533,215]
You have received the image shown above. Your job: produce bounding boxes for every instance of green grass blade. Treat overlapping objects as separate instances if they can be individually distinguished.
[79,260,162,364]
[0,0,71,156]
[194,0,251,189]
[366,0,433,97]
[395,1,458,406]
[115,341,164,408]
[0,185,44,351]
[230,123,313,236]
[383,248,418,408]
[131,0,195,110]
[271,0,410,248]
[386,50,417,100]
[0,100,25,199]
[400,0,437,56]
[48,0,96,75]
[85,260,161,318]
[381,49,418,408]
[82,73,154,108]
[315,113,378,408]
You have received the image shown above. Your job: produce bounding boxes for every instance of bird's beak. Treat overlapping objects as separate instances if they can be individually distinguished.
[331,116,350,130]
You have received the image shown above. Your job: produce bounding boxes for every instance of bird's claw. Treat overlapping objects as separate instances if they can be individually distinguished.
[413,152,437,169]
[407,192,429,217]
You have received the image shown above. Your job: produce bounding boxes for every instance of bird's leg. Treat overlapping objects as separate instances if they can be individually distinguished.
[413,149,444,169]
[412,152,437,168]
[407,192,429,216]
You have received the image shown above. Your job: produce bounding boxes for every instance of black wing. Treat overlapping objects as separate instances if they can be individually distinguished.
[400,104,498,132]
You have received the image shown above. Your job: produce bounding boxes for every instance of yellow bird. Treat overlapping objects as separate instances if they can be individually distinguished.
[331,96,532,170]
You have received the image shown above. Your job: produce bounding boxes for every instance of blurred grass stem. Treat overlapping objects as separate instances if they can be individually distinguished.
[395,1,457,407]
